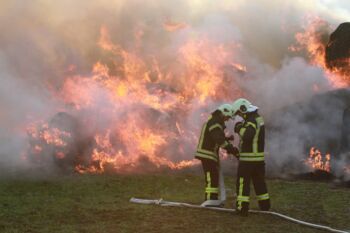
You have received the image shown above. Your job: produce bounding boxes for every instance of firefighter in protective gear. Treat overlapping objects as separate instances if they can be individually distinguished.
[231,98,270,216]
[195,104,239,207]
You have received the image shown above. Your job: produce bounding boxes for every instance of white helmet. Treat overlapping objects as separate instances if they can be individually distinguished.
[231,98,258,115]
[217,103,234,117]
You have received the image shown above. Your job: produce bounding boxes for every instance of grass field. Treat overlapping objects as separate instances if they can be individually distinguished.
[0,172,349,233]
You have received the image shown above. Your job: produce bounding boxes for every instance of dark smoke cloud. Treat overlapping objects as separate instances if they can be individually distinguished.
[0,0,349,176]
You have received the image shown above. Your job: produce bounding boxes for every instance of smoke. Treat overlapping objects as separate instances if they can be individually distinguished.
[0,53,56,171]
[0,0,349,176]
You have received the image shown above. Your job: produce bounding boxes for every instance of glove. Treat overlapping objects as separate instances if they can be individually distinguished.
[234,122,243,134]
[224,144,239,159]
[232,147,239,159]
[225,135,234,141]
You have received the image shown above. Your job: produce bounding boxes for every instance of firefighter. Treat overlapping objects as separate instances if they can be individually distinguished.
[195,103,239,207]
[231,98,270,216]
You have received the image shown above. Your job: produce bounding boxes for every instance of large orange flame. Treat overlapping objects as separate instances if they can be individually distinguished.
[290,16,350,88]
[26,25,243,173]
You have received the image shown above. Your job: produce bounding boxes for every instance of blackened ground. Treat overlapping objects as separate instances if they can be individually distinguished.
[292,170,335,181]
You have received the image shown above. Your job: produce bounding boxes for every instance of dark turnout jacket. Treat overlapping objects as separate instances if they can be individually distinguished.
[235,111,265,162]
[195,111,230,162]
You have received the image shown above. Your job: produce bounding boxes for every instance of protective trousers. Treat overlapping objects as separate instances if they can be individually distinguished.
[236,161,270,213]
[200,158,219,200]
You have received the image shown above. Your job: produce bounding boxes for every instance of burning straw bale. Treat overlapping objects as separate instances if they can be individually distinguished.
[27,112,94,172]
[325,22,350,76]
[267,88,350,181]
[3,3,350,180]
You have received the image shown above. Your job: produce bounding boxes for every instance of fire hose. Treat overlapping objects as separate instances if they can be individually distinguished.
[129,197,349,233]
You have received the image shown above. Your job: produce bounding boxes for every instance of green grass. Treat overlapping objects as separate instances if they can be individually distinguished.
[0,172,349,233]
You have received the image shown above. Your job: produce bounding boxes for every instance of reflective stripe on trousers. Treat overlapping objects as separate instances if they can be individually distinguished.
[237,177,249,210]
[257,193,270,201]
[206,172,218,199]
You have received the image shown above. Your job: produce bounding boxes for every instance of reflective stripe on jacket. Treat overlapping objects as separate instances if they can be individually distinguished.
[195,111,229,162]
[238,112,265,162]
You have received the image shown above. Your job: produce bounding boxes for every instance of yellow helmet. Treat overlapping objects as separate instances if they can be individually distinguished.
[231,98,258,115]
[217,103,234,117]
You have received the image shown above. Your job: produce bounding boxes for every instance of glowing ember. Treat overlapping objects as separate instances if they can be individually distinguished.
[305,147,331,173]
[25,120,74,167]
[27,123,71,148]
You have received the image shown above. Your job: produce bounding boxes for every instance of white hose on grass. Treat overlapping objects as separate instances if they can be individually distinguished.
[130,197,349,233]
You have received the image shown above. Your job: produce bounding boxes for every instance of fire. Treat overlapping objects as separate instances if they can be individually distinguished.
[27,123,71,148]
[26,122,73,163]
[163,19,188,32]
[75,129,200,174]
[178,39,243,103]
[26,25,243,173]
[305,147,331,172]
[290,16,330,68]
[290,16,350,88]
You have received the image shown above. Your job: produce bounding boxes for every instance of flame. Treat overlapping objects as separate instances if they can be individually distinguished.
[305,147,331,172]
[25,122,72,164]
[27,123,71,148]
[26,25,243,173]
[291,16,329,67]
[178,39,243,103]
[163,19,188,32]
[290,16,350,88]
[75,128,200,174]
